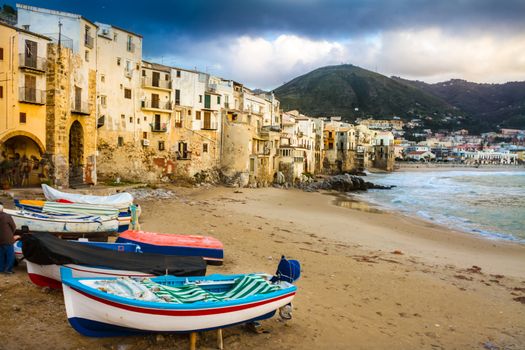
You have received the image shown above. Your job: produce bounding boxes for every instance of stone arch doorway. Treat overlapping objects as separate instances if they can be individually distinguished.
[0,134,45,187]
[69,121,84,186]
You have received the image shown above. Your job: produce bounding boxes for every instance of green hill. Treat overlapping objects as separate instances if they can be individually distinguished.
[274,64,455,120]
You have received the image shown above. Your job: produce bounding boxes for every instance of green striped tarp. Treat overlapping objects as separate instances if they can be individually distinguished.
[140,274,280,304]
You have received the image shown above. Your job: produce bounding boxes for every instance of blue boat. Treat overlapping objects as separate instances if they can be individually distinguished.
[60,256,300,337]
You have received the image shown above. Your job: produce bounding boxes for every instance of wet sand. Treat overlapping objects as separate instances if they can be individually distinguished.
[1,186,524,349]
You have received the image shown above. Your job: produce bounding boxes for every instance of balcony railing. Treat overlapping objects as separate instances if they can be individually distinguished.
[150,122,168,132]
[201,121,218,130]
[176,150,192,160]
[84,34,94,49]
[141,77,172,90]
[71,100,90,114]
[19,54,47,72]
[19,87,46,104]
[141,99,173,111]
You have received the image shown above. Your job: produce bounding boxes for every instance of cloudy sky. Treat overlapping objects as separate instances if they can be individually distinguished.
[7,0,525,89]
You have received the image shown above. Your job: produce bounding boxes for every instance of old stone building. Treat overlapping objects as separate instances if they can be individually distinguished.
[94,23,149,181]
[4,4,99,188]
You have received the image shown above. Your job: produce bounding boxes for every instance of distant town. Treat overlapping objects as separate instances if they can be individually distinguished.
[0,4,523,190]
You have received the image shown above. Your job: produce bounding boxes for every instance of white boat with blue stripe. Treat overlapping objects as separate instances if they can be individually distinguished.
[60,256,300,337]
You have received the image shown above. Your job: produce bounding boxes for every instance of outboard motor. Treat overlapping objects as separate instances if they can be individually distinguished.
[272,255,300,321]
[271,255,301,283]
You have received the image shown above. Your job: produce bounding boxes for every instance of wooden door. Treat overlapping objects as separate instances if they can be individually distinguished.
[151,93,159,108]
[203,111,211,129]
[24,75,36,102]
[152,72,160,87]
[25,40,37,68]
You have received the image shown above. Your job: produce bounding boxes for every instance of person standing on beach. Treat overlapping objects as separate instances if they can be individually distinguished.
[0,204,18,274]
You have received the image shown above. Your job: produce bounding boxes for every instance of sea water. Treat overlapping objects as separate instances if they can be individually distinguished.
[355,170,525,242]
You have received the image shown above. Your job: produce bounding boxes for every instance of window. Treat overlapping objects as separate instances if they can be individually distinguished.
[137,118,140,124]
[143,131,148,139]
[175,110,182,127]
[0,86,3,98]
[0,48,3,60]
[129,117,133,123]
[85,50,89,62]
[20,112,27,123]
[124,88,131,99]
[196,111,201,120]
[142,70,146,76]
[328,142,334,150]
[100,95,107,106]
[176,70,181,78]
[188,110,191,116]
[100,74,105,82]
[175,89,180,105]
[125,60,131,73]
[165,74,169,81]
[117,57,121,66]
[158,141,165,151]
[217,96,221,105]
[204,94,211,109]
[199,95,202,103]
[144,116,147,121]
[203,143,208,153]
[117,136,124,146]
[127,35,133,52]
[113,33,118,41]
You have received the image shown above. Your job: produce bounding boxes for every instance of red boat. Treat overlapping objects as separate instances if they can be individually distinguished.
[116,230,224,265]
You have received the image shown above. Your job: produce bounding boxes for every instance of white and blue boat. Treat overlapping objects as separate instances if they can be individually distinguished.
[60,256,300,337]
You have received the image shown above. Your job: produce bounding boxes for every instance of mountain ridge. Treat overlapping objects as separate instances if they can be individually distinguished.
[273,64,525,132]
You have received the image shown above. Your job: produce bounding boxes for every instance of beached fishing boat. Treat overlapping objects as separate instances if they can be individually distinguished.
[42,184,134,209]
[60,256,300,337]
[22,233,206,289]
[5,208,119,234]
[15,199,133,232]
[116,230,224,265]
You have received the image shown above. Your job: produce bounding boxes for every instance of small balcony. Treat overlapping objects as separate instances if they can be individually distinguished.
[201,121,218,130]
[84,34,94,49]
[71,100,90,115]
[150,122,168,132]
[19,87,46,105]
[19,54,47,72]
[141,99,173,111]
[141,77,172,90]
[176,150,192,160]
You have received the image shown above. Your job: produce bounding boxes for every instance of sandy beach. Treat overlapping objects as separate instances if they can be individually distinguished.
[1,185,524,349]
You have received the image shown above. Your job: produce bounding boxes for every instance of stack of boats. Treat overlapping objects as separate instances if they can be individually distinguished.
[12,184,300,341]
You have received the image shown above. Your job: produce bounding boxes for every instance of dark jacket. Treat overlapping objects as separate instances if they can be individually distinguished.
[0,211,17,245]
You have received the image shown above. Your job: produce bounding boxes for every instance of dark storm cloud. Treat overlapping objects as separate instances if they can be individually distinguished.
[8,0,525,55]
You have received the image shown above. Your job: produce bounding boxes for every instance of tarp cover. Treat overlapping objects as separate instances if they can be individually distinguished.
[21,233,207,277]
[42,184,134,209]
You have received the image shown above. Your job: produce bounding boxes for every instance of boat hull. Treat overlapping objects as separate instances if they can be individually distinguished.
[26,261,154,289]
[63,283,295,336]
[117,230,224,265]
[6,209,119,233]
